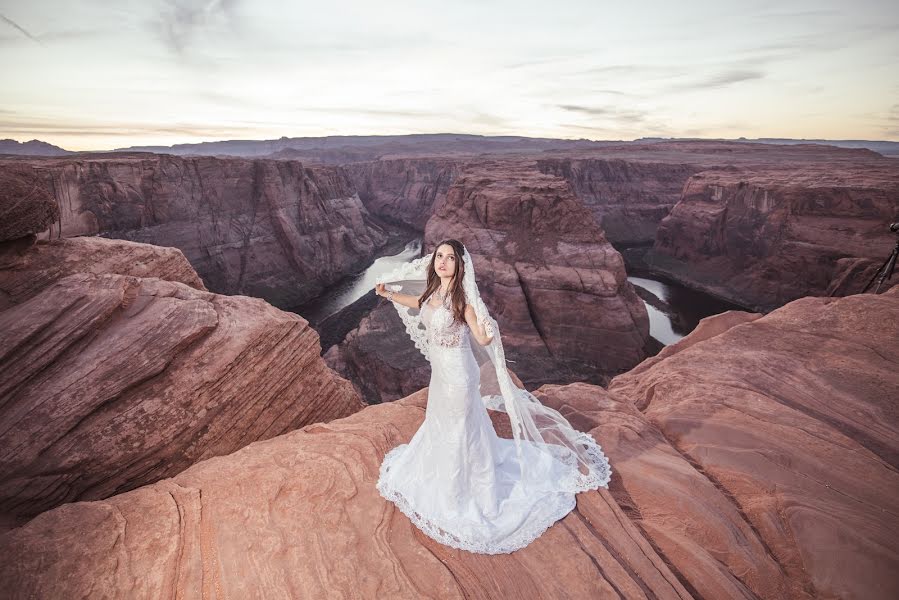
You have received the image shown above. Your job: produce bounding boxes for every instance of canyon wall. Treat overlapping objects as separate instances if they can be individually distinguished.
[330,159,652,392]
[423,160,651,386]
[537,158,699,244]
[0,188,364,528]
[343,158,462,229]
[0,156,389,309]
[647,165,899,311]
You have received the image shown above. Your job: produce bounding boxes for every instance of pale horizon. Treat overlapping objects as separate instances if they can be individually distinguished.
[2,0,898,151]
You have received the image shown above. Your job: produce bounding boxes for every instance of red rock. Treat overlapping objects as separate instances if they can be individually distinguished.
[0,272,362,528]
[424,159,651,386]
[537,158,699,244]
[535,382,796,599]
[323,300,431,404]
[0,288,895,598]
[0,236,205,309]
[344,158,462,230]
[0,164,59,242]
[0,155,388,308]
[608,286,899,599]
[647,164,899,310]
[0,391,690,600]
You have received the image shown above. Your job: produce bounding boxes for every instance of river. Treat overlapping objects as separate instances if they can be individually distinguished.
[299,239,744,347]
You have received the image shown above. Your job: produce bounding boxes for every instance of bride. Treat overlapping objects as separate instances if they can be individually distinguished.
[373,239,612,554]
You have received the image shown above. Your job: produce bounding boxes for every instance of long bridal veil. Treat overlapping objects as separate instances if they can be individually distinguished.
[375,244,612,494]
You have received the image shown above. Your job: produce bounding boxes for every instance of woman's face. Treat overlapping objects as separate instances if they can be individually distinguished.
[434,244,457,278]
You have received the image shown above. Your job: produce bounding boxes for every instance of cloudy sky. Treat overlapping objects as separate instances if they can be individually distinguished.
[1,0,897,150]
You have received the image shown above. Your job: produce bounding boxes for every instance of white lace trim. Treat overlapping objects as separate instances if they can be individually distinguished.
[377,444,579,555]
[379,255,433,362]
[545,431,614,493]
[394,299,431,362]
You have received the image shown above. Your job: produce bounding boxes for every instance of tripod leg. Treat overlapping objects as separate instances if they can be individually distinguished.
[859,241,899,294]
[873,248,898,293]
[860,253,892,294]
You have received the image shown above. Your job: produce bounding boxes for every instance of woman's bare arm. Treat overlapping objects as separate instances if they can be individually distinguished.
[375,283,420,309]
[465,305,494,346]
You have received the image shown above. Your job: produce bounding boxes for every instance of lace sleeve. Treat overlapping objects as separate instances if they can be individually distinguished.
[376,252,433,363]
[394,302,430,362]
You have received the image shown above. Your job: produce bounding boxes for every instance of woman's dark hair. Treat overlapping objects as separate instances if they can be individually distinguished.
[419,239,467,323]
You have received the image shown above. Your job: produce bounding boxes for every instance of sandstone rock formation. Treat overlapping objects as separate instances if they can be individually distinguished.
[2,287,895,599]
[537,158,699,244]
[424,159,651,386]
[0,272,363,529]
[0,164,59,242]
[324,300,431,404]
[0,154,388,309]
[328,159,652,391]
[607,286,899,600]
[8,141,890,319]
[0,236,205,309]
[0,387,698,600]
[646,163,899,311]
[343,158,462,230]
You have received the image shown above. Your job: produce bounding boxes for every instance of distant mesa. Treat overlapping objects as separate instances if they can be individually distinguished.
[0,139,71,157]
[3,134,897,159]
[110,133,899,159]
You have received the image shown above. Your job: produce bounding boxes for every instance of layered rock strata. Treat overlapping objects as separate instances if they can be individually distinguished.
[0,155,388,308]
[0,272,363,527]
[647,165,899,310]
[343,158,462,230]
[537,158,699,244]
[424,160,651,386]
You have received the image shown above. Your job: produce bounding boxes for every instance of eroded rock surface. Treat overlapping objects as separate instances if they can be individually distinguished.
[324,300,431,404]
[537,158,699,244]
[2,288,896,599]
[647,164,899,310]
[0,164,59,242]
[0,154,388,308]
[344,158,462,230]
[0,236,205,309]
[0,273,362,528]
[330,159,651,390]
[424,159,651,386]
[608,286,899,600]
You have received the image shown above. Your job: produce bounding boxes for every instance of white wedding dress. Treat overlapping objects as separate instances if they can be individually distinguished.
[377,292,603,554]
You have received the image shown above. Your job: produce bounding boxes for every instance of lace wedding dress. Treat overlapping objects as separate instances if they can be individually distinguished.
[376,270,612,554]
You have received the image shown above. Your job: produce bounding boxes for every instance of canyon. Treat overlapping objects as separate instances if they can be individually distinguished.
[1,154,389,309]
[1,136,897,597]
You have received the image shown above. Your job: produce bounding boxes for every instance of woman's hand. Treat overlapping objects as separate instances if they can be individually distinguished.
[375,283,386,297]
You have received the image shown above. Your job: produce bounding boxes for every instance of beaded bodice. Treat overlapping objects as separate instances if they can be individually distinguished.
[420,295,470,349]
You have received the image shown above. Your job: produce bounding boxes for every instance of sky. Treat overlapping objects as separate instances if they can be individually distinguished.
[1,0,897,151]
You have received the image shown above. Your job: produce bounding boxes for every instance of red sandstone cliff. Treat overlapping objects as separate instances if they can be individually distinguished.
[329,159,652,391]
[323,301,432,404]
[648,164,899,310]
[0,156,388,309]
[343,158,462,230]
[536,158,699,244]
[425,159,651,385]
[0,189,364,529]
